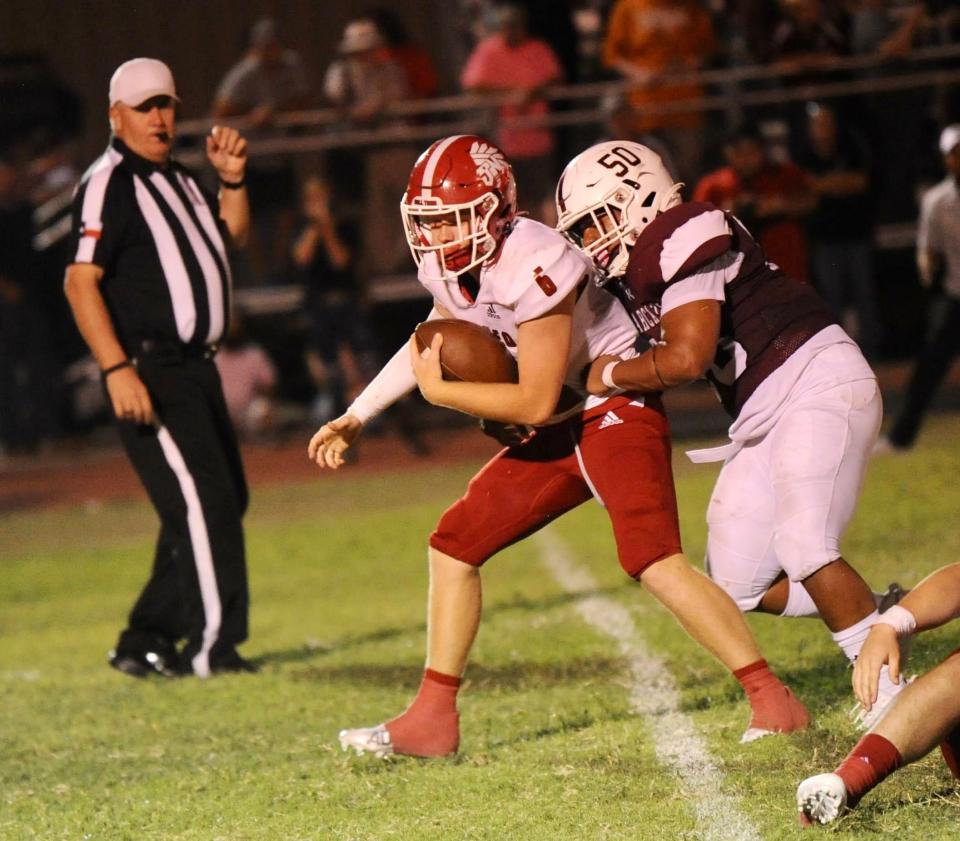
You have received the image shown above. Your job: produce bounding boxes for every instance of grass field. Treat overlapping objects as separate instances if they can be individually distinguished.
[3,414,960,840]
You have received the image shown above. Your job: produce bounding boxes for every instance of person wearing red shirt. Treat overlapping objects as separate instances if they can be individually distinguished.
[693,130,816,283]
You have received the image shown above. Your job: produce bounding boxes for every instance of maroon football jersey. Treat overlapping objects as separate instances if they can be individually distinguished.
[608,202,837,417]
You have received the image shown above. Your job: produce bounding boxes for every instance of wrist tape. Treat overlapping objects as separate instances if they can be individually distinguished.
[600,360,620,390]
[874,605,917,636]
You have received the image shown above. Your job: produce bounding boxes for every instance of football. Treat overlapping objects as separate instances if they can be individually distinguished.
[414,319,518,383]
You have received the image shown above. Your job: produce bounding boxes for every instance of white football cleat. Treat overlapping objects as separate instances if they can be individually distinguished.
[850,669,914,731]
[797,772,848,825]
[338,724,394,759]
[740,726,775,744]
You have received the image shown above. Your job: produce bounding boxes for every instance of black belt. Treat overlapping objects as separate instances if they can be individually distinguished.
[133,339,220,363]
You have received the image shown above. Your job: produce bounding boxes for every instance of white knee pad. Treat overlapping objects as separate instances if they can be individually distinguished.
[780,579,820,618]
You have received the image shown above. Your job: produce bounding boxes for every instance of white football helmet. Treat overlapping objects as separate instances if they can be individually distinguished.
[555,141,682,280]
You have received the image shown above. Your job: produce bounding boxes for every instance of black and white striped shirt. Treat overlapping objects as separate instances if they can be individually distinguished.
[67,138,233,352]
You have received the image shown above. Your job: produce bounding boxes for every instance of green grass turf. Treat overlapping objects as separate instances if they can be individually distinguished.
[2,414,960,839]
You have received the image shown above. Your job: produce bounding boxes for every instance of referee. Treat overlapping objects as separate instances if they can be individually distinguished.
[64,58,255,678]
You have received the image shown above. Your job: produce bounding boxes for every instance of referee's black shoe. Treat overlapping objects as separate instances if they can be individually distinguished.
[210,649,259,675]
[108,646,181,678]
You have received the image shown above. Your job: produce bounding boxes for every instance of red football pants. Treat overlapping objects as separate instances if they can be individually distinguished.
[430,396,682,579]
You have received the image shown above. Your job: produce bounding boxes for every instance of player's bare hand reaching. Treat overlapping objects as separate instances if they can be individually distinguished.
[852,624,902,713]
[308,413,363,470]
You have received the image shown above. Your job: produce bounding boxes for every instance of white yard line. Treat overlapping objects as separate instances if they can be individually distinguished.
[535,529,762,841]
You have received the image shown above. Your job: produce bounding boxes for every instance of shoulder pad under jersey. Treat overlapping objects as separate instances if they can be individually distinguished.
[489,218,594,322]
[631,202,733,285]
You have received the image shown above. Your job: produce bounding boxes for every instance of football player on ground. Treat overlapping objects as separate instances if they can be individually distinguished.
[559,140,908,729]
[309,134,808,758]
[797,563,960,825]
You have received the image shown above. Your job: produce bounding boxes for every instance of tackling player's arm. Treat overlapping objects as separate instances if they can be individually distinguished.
[411,289,576,426]
[586,298,720,395]
[64,262,155,425]
[853,563,960,710]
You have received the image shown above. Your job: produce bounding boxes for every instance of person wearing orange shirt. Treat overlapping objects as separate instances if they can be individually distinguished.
[602,0,716,182]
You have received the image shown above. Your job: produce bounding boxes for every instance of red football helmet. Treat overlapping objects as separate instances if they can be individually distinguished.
[401,134,517,280]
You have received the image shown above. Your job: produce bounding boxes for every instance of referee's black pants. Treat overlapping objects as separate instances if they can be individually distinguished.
[114,351,249,676]
[889,295,960,448]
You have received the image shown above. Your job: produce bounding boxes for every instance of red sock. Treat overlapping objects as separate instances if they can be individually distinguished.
[734,659,810,733]
[386,668,461,757]
[940,725,960,780]
[835,733,902,806]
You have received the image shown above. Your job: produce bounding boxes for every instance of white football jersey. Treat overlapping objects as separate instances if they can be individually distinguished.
[419,217,639,423]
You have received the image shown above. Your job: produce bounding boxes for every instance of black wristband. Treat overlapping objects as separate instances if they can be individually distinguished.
[102,359,135,379]
[219,176,246,190]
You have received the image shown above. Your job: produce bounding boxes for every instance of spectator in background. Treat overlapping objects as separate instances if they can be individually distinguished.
[598,91,678,174]
[323,19,409,126]
[323,17,413,277]
[25,131,79,207]
[879,125,960,452]
[762,0,852,144]
[728,0,789,66]
[849,0,917,56]
[572,0,614,82]
[796,101,883,359]
[850,1,960,57]
[22,131,87,414]
[0,156,58,455]
[365,7,439,99]
[461,3,564,222]
[694,128,816,282]
[768,0,850,69]
[291,175,375,425]
[212,17,311,285]
[215,314,278,439]
[602,0,716,184]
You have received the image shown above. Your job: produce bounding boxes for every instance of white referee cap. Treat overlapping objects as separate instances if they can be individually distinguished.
[109,58,180,107]
[939,124,960,156]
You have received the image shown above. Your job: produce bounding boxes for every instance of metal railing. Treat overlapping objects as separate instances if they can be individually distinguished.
[38,41,960,310]
[168,43,960,159]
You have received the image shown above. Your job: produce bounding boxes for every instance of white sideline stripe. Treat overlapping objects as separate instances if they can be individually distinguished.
[156,425,221,678]
[535,530,761,841]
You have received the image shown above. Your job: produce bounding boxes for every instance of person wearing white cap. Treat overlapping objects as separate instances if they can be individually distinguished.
[63,57,258,678]
[322,16,413,278]
[212,18,310,283]
[878,124,960,451]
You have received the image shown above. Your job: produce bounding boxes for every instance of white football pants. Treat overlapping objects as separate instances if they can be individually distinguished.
[706,366,882,612]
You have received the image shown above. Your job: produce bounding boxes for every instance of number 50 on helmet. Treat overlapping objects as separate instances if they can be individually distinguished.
[401,134,517,281]
[555,141,683,281]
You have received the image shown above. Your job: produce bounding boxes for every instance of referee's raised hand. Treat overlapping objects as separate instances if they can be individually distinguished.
[105,365,155,426]
[206,125,247,184]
